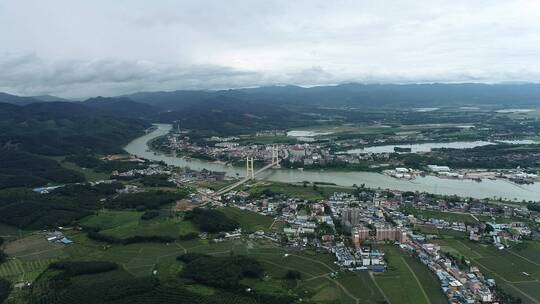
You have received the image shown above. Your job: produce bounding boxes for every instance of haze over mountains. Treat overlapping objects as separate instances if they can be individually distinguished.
[3,83,540,134]
[3,83,540,109]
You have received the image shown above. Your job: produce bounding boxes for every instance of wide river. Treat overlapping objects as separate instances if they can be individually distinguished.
[124,124,540,202]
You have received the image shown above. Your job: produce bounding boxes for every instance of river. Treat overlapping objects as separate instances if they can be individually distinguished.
[124,124,540,202]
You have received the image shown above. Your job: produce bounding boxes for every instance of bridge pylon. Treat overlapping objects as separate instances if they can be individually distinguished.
[246,157,255,179]
[271,145,280,168]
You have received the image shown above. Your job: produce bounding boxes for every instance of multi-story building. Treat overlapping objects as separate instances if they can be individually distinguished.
[341,207,361,228]
[375,224,408,242]
[351,226,370,247]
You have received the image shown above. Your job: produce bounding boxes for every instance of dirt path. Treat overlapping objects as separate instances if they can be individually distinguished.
[401,257,430,304]
[369,272,391,304]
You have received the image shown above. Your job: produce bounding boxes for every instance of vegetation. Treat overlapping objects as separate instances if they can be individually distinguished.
[141,210,160,220]
[138,174,176,187]
[435,237,540,302]
[399,143,540,170]
[0,183,124,229]
[80,210,198,242]
[50,261,118,276]
[0,278,12,304]
[178,253,264,288]
[0,151,85,189]
[374,245,447,304]
[0,101,149,189]
[219,207,274,233]
[86,229,175,245]
[246,182,352,201]
[284,270,302,280]
[109,190,189,210]
[0,237,6,264]
[185,208,239,233]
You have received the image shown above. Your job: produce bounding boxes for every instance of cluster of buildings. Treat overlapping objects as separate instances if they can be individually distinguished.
[212,181,540,303]
[403,241,495,303]
[427,165,540,184]
[45,230,73,245]
[74,151,537,303]
[407,203,534,250]
[111,164,172,178]
[160,130,396,169]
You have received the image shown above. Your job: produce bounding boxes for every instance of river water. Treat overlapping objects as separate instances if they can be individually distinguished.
[347,140,536,154]
[124,124,540,202]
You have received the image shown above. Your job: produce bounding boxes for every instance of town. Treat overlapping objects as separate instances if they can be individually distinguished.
[61,157,540,303]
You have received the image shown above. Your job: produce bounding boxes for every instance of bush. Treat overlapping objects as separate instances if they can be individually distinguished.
[0,251,6,264]
[178,232,199,240]
[141,210,160,220]
[284,270,302,280]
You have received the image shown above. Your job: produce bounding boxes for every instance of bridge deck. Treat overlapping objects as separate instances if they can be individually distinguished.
[214,161,279,196]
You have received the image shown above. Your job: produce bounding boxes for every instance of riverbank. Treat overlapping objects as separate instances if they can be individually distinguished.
[124,124,540,202]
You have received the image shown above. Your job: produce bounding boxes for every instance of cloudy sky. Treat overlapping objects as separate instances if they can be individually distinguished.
[1,0,540,98]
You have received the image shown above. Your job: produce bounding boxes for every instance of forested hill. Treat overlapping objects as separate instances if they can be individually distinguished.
[83,96,160,118]
[0,102,150,155]
[150,95,312,136]
[124,83,540,109]
[0,101,150,189]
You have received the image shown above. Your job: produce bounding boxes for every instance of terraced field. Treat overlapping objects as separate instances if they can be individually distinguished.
[436,239,540,304]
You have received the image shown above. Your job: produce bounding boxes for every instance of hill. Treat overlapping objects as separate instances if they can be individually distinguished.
[0,101,150,189]
[0,92,41,105]
[31,94,72,102]
[148,95,312,135]
[83,96,160,118]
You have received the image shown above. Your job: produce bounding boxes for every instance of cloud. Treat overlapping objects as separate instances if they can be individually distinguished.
[1,0,540,97]
[0,53,267,98]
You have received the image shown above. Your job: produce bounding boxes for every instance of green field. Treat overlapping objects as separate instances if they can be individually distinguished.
[1,234,66,283]
[373,245,447,304]
[2,208,470,304]
[414,226,468,238]
[2,231,364,303]
[1,228,426,304]
[436,239,540,304]
[79,210,198,239]
[405,208,478,223]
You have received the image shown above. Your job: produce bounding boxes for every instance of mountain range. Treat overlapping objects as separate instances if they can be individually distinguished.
[3,83,540,134]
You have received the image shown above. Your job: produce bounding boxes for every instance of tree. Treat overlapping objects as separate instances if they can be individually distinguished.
[0,279,12,303]
[285,270,302,280]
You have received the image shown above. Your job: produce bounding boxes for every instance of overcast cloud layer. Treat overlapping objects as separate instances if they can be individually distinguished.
[1,0,540,98]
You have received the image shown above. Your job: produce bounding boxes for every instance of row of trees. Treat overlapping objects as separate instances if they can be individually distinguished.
[50,261,118,276]
[86,229,175,245]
